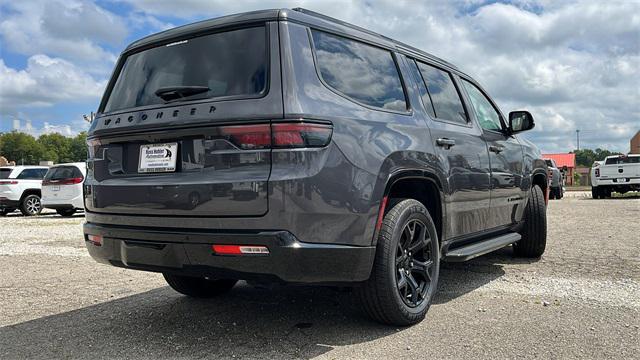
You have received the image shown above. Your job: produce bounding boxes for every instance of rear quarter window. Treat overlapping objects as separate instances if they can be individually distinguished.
[0,168,12,179]
[311,29,407,112]
[103,26,268,113]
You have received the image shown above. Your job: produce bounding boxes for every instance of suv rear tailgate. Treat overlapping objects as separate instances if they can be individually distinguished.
[86,124,271,216]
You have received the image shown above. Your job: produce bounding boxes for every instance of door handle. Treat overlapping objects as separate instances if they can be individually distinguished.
[436,138,456,148]
[489,145,504,153]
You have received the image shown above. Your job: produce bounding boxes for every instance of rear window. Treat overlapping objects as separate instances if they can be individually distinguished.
[44,166,83,181]
[605,156,639,165]
[103,26,268,113]
[311,30,407,111]
[0,168,12,179]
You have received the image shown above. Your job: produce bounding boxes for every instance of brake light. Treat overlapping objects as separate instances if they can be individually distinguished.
[595,168,600,177]
[220,124,271,150]
[0,180,18,185]
[272,123,332,148]
[43,177,84,186]
[218,122,332,150]
[212,244,269,255]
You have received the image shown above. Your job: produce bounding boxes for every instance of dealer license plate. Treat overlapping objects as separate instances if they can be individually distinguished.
[138,143,178,173]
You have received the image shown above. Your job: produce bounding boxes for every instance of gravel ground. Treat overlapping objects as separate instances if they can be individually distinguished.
[1,197,639,359]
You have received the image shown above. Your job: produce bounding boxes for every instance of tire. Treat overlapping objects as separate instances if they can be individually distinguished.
[356,199,440,326]
[20,194,42,216]
[591,186,599,199]
[163,273,237,298]
[56,208,76,217]
[514,185,547,258]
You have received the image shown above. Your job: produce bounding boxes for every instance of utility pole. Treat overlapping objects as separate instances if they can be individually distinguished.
[576,129,580,151]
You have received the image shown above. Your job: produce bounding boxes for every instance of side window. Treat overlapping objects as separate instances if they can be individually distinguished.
[17,169,45,180]
[461,79,503,131]
[311,29,407,111]
[408,60,436,118]
[415,62,467,124]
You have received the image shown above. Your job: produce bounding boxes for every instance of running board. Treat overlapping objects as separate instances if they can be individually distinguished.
[443,232,521,262]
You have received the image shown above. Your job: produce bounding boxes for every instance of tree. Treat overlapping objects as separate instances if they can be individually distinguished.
[0,132,45,165]
[38,133,71,163]
[573,148,622,167]
[69,132,88,162]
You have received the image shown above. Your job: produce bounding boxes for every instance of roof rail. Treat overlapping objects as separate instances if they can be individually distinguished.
[290,7,457,70]
[291,8,396,43]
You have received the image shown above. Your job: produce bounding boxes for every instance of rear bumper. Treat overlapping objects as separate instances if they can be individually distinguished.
[0,198,19,209]
[83,222,375,284]
[42,194,84,210]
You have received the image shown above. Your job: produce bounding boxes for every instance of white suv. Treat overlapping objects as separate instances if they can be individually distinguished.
[41,162,86,216]
[0,166,49,216]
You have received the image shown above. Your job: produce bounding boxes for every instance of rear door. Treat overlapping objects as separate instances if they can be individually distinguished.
[85,23,283,217]
[411,60,492,238]
[460,78,526,229]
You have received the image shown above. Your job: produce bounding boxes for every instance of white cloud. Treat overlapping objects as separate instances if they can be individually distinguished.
[0,0,125,71]
[0,55,106,112]
[1,0,638,152]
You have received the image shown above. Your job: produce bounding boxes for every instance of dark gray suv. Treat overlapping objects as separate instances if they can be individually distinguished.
[83,8,548,326]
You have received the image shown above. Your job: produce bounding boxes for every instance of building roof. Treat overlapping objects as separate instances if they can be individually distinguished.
[543,153,576,168]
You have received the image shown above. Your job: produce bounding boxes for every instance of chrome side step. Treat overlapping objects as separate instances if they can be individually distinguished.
[443,232,521,262]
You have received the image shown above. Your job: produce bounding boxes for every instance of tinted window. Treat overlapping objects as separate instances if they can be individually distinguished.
[409,60,436,118]
[16,168,47,180]
[311,30,407,111]
[416,62,467,123]
[545,160,553,167]
[44,166,84,181]
[104,26,267,112]
[606,156,639,165]
[462,79,502,131]
[0,168,11,179]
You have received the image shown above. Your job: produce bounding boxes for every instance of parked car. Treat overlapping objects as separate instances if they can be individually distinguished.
[83,8,548,326]
[591,154,640,198]
[544,159,564,199]
[41,163,86,216]
[0,166,49,216]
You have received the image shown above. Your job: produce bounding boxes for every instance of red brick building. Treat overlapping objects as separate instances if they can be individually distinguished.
[631,130,640,154]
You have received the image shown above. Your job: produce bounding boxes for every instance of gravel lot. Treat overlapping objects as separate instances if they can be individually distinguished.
[1,196,639,359]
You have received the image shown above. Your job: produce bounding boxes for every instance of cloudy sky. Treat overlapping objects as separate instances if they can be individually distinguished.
[0,0,638,153]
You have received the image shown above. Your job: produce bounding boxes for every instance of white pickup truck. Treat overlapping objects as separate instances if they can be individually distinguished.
[591,154,640,198]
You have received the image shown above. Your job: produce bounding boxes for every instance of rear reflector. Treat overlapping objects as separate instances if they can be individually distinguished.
[375,196,389,232]
[0,180,18,185]
[87,234,103,246]
[212,244,269,255]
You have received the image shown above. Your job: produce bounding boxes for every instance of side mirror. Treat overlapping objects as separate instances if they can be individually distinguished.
[508,110,535,134]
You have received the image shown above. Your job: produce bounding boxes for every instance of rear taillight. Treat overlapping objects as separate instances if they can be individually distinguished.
[272,123,332,148]
[219,121,332,150]
[43,177,84,186]
[0,180,18,185]
[595,168,600,177]
[220,124,271,150]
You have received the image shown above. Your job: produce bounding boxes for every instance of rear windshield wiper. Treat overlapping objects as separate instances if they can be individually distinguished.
[155,86,210,102]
